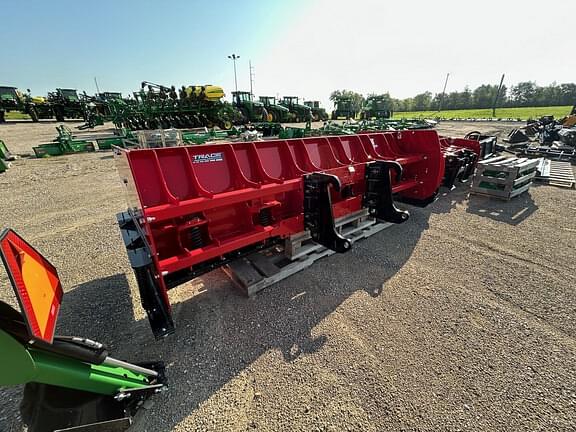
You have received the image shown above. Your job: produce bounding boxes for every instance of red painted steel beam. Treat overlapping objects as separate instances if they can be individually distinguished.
[114,130,480,338]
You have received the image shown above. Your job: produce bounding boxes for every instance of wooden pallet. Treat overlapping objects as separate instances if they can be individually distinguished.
[223,209,392,296]
[534,159,576,189]
[471,156,539,200]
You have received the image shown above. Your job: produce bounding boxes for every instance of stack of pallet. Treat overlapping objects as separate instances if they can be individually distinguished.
[534,158,576,188]
[470,156,540,200]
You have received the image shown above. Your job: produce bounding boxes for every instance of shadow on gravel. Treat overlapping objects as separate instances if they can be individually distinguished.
[25,189,461,431]
[466,191,537,225]
[57,274,138,352]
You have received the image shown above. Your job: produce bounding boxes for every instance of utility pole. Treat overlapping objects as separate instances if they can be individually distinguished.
[94,77,101,94]
[228,54,240,93]
[249,60,255,96]
[492,74,505,118]
[438,73,450,112]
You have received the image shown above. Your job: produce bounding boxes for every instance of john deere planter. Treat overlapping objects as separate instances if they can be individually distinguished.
[0,228,165,432]
[109,81,242,130]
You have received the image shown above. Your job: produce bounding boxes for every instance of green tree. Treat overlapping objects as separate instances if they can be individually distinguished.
[510,81,537,106]
[330,90,364,111]
[412,92,432,111]
[472,85,498,109]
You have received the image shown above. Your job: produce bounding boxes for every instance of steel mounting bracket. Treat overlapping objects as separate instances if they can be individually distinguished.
[363,160,410,224]
[304,173,352,253]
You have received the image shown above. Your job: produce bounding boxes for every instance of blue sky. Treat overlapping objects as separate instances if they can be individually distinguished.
[1,0,308,97]
[2,0,575,109]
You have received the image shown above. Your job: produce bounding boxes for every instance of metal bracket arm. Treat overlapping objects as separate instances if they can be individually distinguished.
[363,161,410,224]
[304,173,352,253]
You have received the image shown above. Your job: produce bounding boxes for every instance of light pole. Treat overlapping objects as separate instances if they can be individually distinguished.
[228,54,240,93]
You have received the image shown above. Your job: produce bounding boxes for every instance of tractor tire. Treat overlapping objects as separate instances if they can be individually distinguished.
[239,108,249,124]
[29,107,39,123]
[268,111,276,123]
[261,108,269,122]
[219,120,233,130]
[0,110,5,123]
[55,108,65,122]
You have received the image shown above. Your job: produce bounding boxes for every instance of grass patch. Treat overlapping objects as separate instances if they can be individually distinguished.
[4,111,31,120]
[393,106,572,121]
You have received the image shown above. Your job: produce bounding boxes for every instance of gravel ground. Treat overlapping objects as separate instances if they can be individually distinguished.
[0,121,575,431]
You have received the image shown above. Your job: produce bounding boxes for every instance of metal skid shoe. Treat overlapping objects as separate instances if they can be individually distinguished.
[0,228,166,432]
[117,212,175,340]
[304,173,352,253]
[363,161,410,224]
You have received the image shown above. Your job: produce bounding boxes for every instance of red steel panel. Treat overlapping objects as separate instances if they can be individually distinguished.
[117,131,450,295]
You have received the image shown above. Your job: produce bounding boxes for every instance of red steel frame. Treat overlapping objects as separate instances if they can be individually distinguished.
[115,129,478,337]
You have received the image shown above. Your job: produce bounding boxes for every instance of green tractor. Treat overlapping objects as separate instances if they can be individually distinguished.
[48,88,86,121]
[259,96,290,123]
[304,100,329,121]
[232,91,269,123]
[79,91,124,128]
[360,95,393,119]
[0,86,53,123]
[279,96,312,123]
[331,96,358,120]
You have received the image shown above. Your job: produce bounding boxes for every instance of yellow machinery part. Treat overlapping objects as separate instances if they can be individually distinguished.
[185,85,225,102]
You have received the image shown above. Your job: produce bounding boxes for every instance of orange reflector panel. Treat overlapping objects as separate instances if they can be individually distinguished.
[0,229,62,344]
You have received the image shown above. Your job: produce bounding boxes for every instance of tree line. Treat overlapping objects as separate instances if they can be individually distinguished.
[330,82,576,113]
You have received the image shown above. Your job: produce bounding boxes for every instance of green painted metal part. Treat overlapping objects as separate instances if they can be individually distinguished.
[0,329,36,384]
[0,139,13,160]
[0,158,7,173]
[182,128,239,145]
[101,83,245,131]
[33,126,96,157]
[0,329,150,395]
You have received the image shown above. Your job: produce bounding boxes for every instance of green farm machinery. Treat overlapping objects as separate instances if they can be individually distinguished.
[361,95,393,119]
[0,228,165,432]
[232,91,269,122]
[48,88,86,121]
[90,92,123,117]
[258,96,290,122]
[0,139,14,173]
[304,100,329,121]
[279,96,312,122]
[33,125,95,157]
[331,96,358,120]
[0,86,53,123]
[108,82,240,130]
